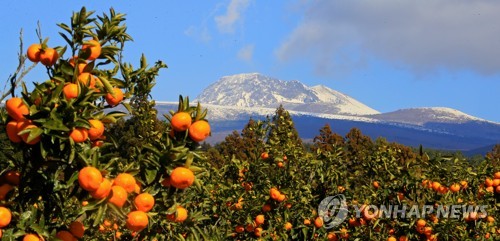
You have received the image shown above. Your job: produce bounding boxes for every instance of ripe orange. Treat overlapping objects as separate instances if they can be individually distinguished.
[399,236,409,241]
[69,221,85,238]
[6,97,29,121]
[387,237,397,241]
[235,225,244,233]
[262,203,272,212]
[169,167,195,189]
[492,179,500,187]
[77,73,97,88]
[108,185,128,208]
[171,112,192,132]
[284,222,292,230]
[0,184,14,200]
[6,121,22,143]
[270,187,281,200]
[5,170,20,186]
[253,227,262,237]
[416,219,426,227]
[70,128,88,143]
[105,87,124,106]
[23,234,41,241]
[261,152,269,159]
[314,217,323,228]
[126,211,148,232]
[81,39,101,60]
[431,182,441,191]
[460,180,468,189]
[372,181,380,189]
[27,44,42,62]
[114,173,137,193]
[277,161,284,168]
[69,56,88,73]
[188,120,210,142]
[255,214,265,226]
[18,123,41,145]
[63,83,79,99]
[277,193,286,202]
[78,166,103,192]
[327,232,338,241]
[303,219,311,225]
[88,119,104,141]
[90,178,112,199]
[39,48,59,66]
[134,193,155,212]
[0,207,12,228]
[56,230,76,241]
[494,172,500,179]
[167,206,188,222]
[450,183,461,193]
[485,178,494,187]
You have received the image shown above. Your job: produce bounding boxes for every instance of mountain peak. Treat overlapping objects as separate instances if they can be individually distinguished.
[197,73,379,115]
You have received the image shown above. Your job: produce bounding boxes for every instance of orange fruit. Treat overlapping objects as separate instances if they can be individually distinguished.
[77,73,97,88]
[253,227,262,237]
[114,173,137,193]
[69,56,88,73]
[494,172,500,179]
[134,193,155,212]
[492,179,500,187]
[23,234,41,241]
[6,97,29,121]
[63,83,79,99]
[188,120,210,142]
[387,237,397,241]
[6,121,22,143]
[327,232,338,241]
[314,217,323,228]
[255,214,265,226]
[0,184,14,200]
[277,193,286,202]
[105,87,124,106]
[235,225,244,233]
[18,122,41,145]
[486,216,495,223]
[78,166,103,192]
[126,211,148,232]
[431,182,441,191]
[303,219,311,225]
[39,48,59,66]
[91,140,104,148]
[416,219,426,227]
[262,203,272,212]
[460,180,468,189]
[260,152,269,159]
[399,236,409,241]
[5,170,20,186]
[108,185,128,208]
[171,112,192,132]
[90,178,112,199]
[0,207,12,228]
[496,185,500,194]
[170,167,195,189]
[485,178,494,187]
[81,39,101,60]
[373,181,380,189]
[450,183,460,193]
[270,187,281,200]
[167,206,188,222]
[277,161,284,168]
[27,44,42,62]
[70,128,88,143]
[69,221,85,238]
[88,119,104,141]
[284,222,292,230]
[56,230,76,241]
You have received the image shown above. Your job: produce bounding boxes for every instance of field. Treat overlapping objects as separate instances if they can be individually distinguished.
[0,8,498,241]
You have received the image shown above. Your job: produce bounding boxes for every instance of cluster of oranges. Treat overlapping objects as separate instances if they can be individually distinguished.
[421,179,468,194]
[482,172,500,194]
[0,171,20,238]
[170,111,210,143]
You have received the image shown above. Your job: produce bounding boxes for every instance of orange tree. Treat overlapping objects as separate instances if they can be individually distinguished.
[0,7,210,240]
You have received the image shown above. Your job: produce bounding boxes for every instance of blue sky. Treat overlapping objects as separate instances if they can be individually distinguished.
[1,1,499,122]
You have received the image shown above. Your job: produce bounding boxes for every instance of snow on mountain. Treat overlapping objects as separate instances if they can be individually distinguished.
[196,73,379,116]
[369,107,493,126]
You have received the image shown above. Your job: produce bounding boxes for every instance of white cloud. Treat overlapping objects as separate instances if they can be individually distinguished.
[276,0,500,76]
[215,0,251,33]
[184,25,212,43]
[238,44,254,62]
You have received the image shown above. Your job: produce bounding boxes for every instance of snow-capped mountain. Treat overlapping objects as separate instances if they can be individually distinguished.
[196,73,379,116]
[369,107,489,126]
